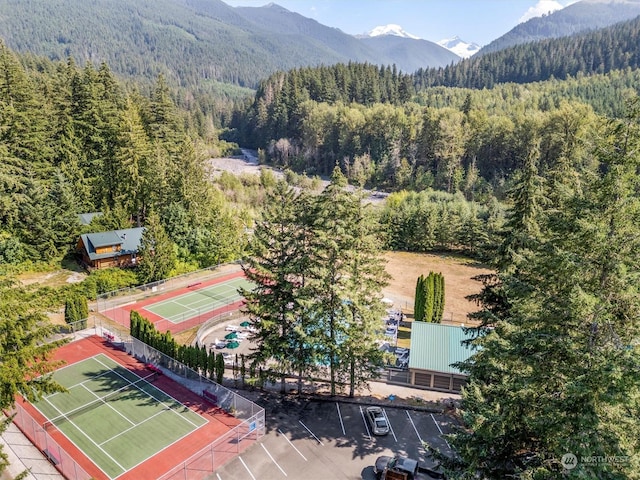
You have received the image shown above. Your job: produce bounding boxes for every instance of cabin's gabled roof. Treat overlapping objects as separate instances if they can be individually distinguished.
[77,212,103,225]
[79,227,144,261]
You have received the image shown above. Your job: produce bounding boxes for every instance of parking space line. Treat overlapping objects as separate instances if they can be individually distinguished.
[239,456,256,480]
[299,420,324,446]
[383,408,397,442]
[262,443,287,476]
[406,410,425,450]
[431,413,451,449]
[336,403,346,436]
[278,429,308,461]
[359,406,372,440]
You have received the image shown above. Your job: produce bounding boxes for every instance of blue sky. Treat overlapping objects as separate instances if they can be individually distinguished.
[223,0,578,46]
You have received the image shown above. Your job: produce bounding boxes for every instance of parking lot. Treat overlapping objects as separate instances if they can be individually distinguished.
[213,396,456,480]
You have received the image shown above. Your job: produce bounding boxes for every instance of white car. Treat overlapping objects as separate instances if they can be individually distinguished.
[365,406,390,435]
[225,325,240,332]
[212,339,227,349]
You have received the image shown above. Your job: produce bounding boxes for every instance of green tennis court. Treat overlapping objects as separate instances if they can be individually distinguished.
[143,277,254,324]
[32,354,207,479]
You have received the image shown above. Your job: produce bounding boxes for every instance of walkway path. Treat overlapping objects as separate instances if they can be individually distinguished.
[0,418,63,480]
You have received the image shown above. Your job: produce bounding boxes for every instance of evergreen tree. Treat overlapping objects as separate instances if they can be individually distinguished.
[414,275,426,322]
[241,181,311,394]
[137,211,176,283]
[445,99,640,479]
[340,189,389,397]
[64,296,79,324]
[113,97,153,225]
[310,168,388,396]
[0,281,66,472]
[216,353,224,385]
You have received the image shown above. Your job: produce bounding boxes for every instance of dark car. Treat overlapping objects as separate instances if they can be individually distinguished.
[374,455,419,479]
[365,406,390,435]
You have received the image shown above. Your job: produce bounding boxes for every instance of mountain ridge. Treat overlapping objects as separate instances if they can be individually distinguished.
[478,0,640,55]
[0,0,459,89]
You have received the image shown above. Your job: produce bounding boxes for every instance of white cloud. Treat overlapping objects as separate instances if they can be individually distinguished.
[519,0,565,23]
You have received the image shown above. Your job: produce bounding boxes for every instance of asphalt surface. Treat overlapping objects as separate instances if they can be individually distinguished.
[212,391,458,480]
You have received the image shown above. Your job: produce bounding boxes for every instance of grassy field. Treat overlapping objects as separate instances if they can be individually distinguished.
[383,251,492,326]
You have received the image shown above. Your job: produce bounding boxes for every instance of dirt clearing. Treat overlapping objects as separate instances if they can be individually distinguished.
[382,251,492,326]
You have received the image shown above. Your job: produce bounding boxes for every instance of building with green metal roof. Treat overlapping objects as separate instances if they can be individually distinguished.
[405,322,476,393]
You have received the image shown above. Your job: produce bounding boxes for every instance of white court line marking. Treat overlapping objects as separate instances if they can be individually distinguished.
[171,299,199,314]
[43,396,126,474]
[216,474,222,480]
[406,410,425,451]
[144,291,203,309]
[336,403,346,436]
[80,383,135,426]
[298,420,324,445]
[278,429,307,461]
[359,406,372,440]
[431,413,451,449]
[262,443,287,476]
[383,408,397,442]
[100,408,168,446]
[93,356,204,429]
[49,356,131,394]
[239,456,256,480]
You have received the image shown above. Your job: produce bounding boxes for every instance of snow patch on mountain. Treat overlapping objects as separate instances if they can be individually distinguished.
[366,24,421,40]
[519,0,565,23]
[437,36,480,58]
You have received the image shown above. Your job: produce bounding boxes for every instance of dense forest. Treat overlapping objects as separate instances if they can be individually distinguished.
[235,61,623,197]
[233,13,640,197]
[478,0,640,54]
[415,14,640,89]
[0,41,244,273]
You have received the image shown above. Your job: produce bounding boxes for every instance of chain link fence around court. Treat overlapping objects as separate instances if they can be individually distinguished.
[96,262,245,333]
[11,325,264,480]
[124,336,265,480]
[9,402,93,480]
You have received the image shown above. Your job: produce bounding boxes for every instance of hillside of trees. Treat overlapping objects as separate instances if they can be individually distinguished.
[0,0,455,94]
[233,60,639,197]
[0,41,244,273]
[415,14,640,89]
[478,0,640,55]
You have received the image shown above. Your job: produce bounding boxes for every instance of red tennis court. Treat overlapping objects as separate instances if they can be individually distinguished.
[101,271,247,334]
[15,336,252,480]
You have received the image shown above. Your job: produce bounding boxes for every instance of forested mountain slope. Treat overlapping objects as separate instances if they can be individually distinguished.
[358,35,459,73]
[0,0,457,90]
[414,14,640,89]
[233,59,638,197]
[479,0,640,55]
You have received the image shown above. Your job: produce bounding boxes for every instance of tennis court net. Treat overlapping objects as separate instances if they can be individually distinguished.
[187,285,230,303]
[43,371,156,430]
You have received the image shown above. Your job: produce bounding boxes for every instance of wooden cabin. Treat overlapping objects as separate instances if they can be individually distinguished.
[77,227,144,270]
